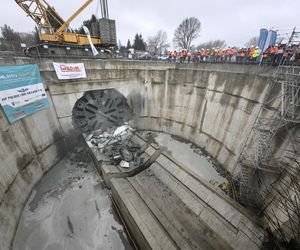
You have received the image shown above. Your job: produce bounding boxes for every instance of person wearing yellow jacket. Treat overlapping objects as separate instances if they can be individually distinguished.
[252,46,261,61]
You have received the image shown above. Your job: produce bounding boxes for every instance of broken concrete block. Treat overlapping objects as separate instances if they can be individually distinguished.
[120,160,130,168]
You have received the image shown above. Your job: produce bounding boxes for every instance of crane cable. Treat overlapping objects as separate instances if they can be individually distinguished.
[95,0,101,19]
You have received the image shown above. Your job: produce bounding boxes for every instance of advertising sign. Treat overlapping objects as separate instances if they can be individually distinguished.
[53,62,87,80]
[0,64,49,123]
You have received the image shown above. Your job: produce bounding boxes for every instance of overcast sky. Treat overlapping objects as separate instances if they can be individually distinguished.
[1,0,299,48]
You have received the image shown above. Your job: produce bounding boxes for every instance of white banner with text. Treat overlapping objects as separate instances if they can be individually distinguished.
[53,62,87,80]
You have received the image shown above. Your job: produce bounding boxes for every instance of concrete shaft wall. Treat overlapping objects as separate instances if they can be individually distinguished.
[41,60,275,173]
[0,59,67,250]
[0,58,279,249]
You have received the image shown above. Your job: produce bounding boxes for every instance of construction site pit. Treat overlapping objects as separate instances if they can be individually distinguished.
[12,129,229,250]
[4,60,296,250]
[11,88,264,250]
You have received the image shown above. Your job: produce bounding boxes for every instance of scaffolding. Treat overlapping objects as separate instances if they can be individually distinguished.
[237,28,300,242]
[263,133,300,243]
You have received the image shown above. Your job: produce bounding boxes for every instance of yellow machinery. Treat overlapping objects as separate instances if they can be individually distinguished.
[15,0,110,57]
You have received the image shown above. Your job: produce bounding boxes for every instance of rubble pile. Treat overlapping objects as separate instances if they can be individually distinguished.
[86,125,144,167]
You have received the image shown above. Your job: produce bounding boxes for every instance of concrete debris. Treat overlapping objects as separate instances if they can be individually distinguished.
[86,125,142,167]
[120,160,130,168]
[113,125,134,140]
[120,148,134,161]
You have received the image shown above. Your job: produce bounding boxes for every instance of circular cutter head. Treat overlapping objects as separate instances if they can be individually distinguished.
[72,89,131,133]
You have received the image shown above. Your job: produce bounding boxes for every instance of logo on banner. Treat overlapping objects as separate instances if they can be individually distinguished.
[60,64,81,72]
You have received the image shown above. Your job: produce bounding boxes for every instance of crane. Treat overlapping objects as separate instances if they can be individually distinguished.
[15,0,111,58]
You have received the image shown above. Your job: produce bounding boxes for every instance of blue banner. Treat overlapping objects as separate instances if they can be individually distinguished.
[258,28,268,52]
[270,30,277,46]
[0,64,49,123]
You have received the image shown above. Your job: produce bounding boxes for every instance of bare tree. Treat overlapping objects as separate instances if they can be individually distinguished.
[173,17,201,50]
[147,30,169,55]
[197,39,226,50]
[244,36,259,47]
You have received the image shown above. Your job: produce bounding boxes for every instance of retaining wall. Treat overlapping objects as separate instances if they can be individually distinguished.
[40,59,276,173]
[0,58,67,250]
[0,58,279,249]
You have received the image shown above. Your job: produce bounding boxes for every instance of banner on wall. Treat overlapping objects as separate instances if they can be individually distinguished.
[0,64,49,124]
[53,62,87,80]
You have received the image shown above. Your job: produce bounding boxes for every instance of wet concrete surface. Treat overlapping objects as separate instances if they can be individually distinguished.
[13,157,133,250]
[143,131,227,185]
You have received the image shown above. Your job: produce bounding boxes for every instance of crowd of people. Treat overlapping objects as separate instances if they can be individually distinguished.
[167,44,300,65]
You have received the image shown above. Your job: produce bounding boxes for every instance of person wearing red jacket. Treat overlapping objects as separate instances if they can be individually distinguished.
[181,49,187,63]
[171,50,177,62]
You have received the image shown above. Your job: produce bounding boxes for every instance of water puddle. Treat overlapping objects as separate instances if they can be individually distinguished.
[141,131,227,186]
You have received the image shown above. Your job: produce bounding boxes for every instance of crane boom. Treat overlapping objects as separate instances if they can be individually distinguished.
[14,0,114,59]
[15,0,102,46]
[15,0,65,34]
[55,0,93,35]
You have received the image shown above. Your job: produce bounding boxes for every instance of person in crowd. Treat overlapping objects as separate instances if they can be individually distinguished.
[269,44,278,64]
[182,49,187,63]
[204,49,210,61]
[248,46,256,61]
[229,47,238,62]
[225,47,231,62]
[219,49,226,62]
[187,50,192,63]
[192,50,199,63]
[168,43,299,65]
[210,47,216,62]
[289,44,300,64]
[172,50,177,62]
[275,44,284,64]
[168,51,172,61]
[237,48,247,62]
[252,46,261,61]
[178,50,183,63]
[199,49,205,62]
[214,47,221,62]
[197,50,202,63]
[262,46,271,64]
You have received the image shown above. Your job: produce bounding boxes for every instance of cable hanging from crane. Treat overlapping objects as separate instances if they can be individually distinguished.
[100,0,109,19]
